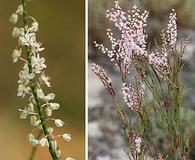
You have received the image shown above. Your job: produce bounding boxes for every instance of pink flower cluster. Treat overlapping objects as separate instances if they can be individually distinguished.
[129,129,142,154]
[94,1,149,76]
[148,10,177,74]
[91,63,116,98]
[122,82,145,110]
[94,1,178,75]
[91,1,180,157]
[92,1,178,111]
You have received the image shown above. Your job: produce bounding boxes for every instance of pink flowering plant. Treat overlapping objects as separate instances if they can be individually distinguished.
[10,0,74,160]
[91,1,190,160]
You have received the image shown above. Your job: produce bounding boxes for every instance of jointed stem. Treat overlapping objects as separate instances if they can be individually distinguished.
[21,0,58,159]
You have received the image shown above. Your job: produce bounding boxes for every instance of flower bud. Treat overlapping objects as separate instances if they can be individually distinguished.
[49,103,60,110]
[16,5,23,15]
[51,140,57,151]
[9,13,18,24]
[32,21,39,32]
[30,139,39,146]
[12,49,21,63]
[44,93,55,102]
[56,149,61,158]
[28,133,39,146]
[28,103,34,112]
[39,137,49,147]
[12,27,20,38]
[47,127,54,134]
[30,115,37,126]
[54,119,64,127]
[18,36,26,46]
[62,133,71,142]
[45,107,52,117]
[37,88,45,99]
[28,133,34,141]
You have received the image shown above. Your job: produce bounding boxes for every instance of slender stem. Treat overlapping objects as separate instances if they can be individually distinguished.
[21,0,58,159]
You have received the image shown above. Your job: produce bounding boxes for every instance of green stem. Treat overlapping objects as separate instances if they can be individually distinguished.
[21,0,58,159]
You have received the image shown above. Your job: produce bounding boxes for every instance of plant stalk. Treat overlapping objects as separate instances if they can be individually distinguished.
[21,0,59,159]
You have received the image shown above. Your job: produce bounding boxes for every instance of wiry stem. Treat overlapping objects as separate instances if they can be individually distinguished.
[21,0,58,159]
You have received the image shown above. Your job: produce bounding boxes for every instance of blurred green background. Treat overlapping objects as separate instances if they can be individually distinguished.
[0,0,84,159]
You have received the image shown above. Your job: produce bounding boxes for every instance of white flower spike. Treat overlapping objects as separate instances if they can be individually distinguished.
[11,0,72,158]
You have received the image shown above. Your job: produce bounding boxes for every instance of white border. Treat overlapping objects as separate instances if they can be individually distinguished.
[85,0,88,159]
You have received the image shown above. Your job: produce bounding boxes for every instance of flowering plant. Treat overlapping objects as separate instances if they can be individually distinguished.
[10,0,74,160]
[92,1,190,159]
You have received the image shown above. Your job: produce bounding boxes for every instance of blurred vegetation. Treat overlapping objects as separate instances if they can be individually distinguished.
[0,0,84,159]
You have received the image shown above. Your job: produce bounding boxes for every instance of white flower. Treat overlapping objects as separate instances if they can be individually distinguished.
[56,149,61,158]
[28,133,34,141]
[45,107,52,117]
[19,31,36,46]
[9,13,18,24]
[39,137,49,147]
[16,5,23,15]
[18,107,29,119]
[31,42,45,54]
[30,115,37,126]
[135,136,142,153]
[17,84,31,97]
[28,103,34,112]
[47,127,54,134]
[31,54,46,73]
[64,157,75,160]
[62,133,71,142]
[40,73,51,87]
[34,120,41,128]
[12,27,20,38]
[31,21,39,32]
[43,93,55,102]
[12,49,22,63]
[37,89,55,102]
[19,105,36,119]
[37,88,45,99]
[54,119,64,127]
[18,64,35,85]
[28,133,39,146]
[45,103,60,116]
[49,103,60,110]
[30,139,39,146]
